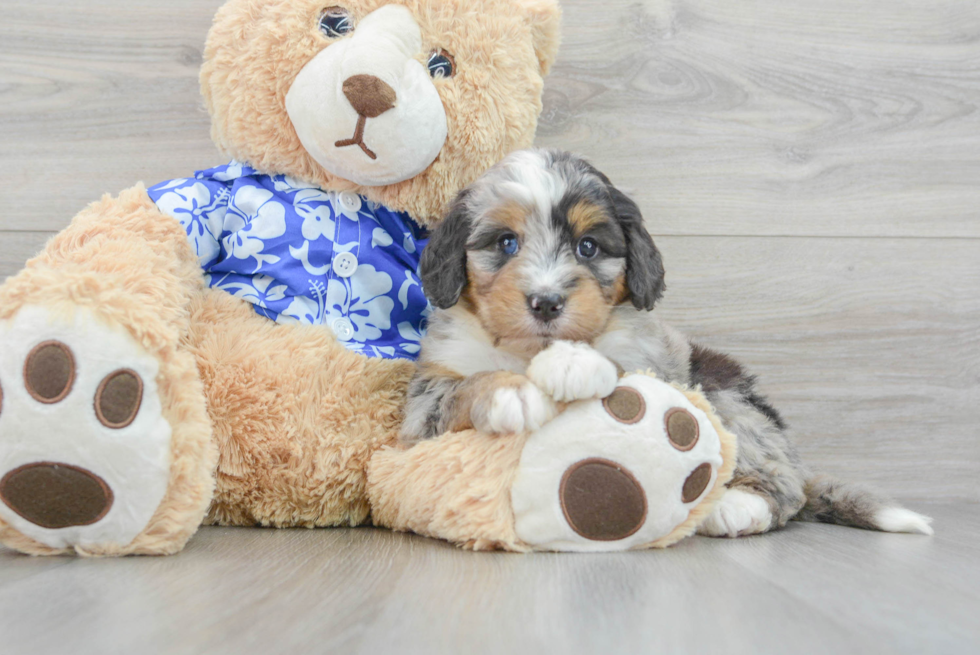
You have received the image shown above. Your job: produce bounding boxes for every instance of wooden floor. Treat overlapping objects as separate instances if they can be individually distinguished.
[1,0,979,652]
[0,502,975,655]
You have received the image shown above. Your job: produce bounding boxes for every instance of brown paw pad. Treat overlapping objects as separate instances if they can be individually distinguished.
[665,408,700,451]
[95,369,144,429]
[603,387,646,424]
[0,462,114,529]
[560,458,648,541]
[24,341,76,404]
[682,463,713,504]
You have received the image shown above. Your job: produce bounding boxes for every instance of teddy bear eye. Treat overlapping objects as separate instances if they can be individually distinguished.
[320,7,353,38]
[427,50,456,79]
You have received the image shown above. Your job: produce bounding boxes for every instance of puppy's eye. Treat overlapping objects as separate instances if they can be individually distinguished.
[577,237,600,259]
[320,7,354,38]
[428,50,456,79]
[498,233,520,256]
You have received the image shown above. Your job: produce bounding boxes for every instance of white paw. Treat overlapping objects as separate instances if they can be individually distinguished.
[874,507,934,535]
[697,488,773,538]
[476,382,557,435]
[526,341,619,403]
[0,306,171,550]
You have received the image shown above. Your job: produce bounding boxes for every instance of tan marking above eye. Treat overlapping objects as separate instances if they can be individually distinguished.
[560,458,647,541]
[95,369,144,429]
[567,201,610,237]
[24,341,76,404]
[603,386,646,424]
[682,463,713,504]
[665,408,700,451]
[487,201,530,233]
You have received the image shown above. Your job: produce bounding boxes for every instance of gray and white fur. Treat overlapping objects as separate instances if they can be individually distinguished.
[402,148,933,538]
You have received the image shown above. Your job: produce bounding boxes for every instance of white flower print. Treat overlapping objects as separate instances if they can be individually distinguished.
[219,274,287,309]
[289,241,331,276]
[397,321,425,355]
[210,161,247,182]
[293,188,336,242]
[397,271,421,311]
[153,181,226,265]
[224,186,287,272]
[326,264,394,342]
[372,228,394,248]
[279,280,328,325]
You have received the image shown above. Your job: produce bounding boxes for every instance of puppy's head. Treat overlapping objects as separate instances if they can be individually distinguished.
[420,149,665,343]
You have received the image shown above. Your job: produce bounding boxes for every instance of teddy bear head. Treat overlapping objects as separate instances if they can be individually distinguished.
[201,0,562,225]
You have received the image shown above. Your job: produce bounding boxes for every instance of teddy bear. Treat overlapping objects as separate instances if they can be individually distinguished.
[0,0,736,556]
[0,0,562,556]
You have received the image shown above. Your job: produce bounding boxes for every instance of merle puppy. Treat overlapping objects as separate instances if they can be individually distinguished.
[400,148,932,538]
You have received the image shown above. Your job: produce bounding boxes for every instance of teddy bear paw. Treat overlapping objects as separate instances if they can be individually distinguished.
[0,306,172,551]
[526,341,619,403]
[510,374,731,552]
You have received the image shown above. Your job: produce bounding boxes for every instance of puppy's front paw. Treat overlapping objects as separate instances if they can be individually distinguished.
[472,381,557,435]
[697,488,773,538]
[527,341,618,403]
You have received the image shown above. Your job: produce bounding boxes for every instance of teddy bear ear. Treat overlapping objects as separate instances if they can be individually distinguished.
[523,0,563,75]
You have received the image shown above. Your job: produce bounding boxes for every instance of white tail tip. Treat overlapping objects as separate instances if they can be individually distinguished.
[874,507,934,535]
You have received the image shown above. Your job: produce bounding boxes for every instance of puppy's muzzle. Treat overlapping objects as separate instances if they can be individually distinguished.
[528,293,565,323]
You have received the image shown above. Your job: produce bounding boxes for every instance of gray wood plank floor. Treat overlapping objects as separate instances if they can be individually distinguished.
[0,502,975,655]
[2,1,980,652]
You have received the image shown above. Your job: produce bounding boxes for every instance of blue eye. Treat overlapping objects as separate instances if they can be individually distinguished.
[577,237,599,259]
[428,50,456,79]
[320,7,353,38]
[498,233,520,256]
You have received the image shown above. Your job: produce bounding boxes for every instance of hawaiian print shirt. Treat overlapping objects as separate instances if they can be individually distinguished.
[147,163,431,361]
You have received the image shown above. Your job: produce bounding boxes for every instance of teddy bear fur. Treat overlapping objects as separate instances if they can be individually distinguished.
[0,0,561,555]
[367,379,738,552]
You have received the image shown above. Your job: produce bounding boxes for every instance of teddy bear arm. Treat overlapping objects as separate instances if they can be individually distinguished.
[0,185,218,556]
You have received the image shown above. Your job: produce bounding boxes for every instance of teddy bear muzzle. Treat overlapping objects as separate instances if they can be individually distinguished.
[285,4,448,187]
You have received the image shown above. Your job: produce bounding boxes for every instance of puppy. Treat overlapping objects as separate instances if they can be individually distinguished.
[402,148,933,538]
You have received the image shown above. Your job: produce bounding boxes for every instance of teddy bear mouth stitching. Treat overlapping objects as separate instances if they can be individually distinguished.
[334,74,398,160]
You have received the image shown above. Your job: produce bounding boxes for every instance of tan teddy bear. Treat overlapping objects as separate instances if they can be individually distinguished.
[0,0,563,556]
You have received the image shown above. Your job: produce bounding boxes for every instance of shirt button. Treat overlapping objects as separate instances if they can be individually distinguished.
[338,192,362,213]
[333,252,359,278]
[332,317,354,342]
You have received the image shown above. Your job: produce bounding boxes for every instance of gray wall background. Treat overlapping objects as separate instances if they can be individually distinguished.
[1,0,977,501]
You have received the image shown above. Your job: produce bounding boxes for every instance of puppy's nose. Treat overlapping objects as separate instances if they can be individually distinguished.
[342,74,397,118]
[527,294,565,323]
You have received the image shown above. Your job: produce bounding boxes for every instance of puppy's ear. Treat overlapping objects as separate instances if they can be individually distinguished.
[607,186,666,311]
[420,193,473,309]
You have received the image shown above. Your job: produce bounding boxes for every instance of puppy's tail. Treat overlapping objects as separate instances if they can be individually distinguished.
[796,474,934,535]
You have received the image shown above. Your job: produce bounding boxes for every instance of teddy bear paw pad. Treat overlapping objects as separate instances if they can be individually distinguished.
[511,374,726,552]
[0,306,171,550]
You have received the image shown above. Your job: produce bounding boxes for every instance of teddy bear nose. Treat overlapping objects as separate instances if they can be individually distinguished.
[342,74,397,118]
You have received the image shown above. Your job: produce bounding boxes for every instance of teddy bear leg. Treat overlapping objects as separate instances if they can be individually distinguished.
[0,186,217,556]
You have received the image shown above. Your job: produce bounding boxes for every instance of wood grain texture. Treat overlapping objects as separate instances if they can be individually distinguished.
[0,503,976,655]
[538,0,980,237]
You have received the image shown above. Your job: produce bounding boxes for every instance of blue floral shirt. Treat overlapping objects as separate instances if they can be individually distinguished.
[147,163,431,361]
